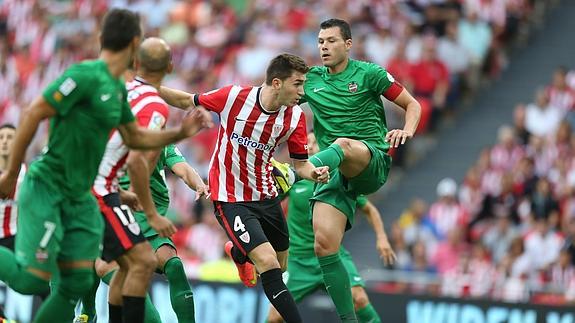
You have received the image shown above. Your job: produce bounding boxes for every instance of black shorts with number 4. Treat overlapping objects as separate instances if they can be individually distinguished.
[96,192,147,262]
[214,197,289,256]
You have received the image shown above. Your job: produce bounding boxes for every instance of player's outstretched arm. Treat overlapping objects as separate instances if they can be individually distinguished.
[360,200,396,266]
[126,151,176,237]
[118,108,213,149]
[385,88,421,148]
[0,97,56,197]
[292,160,330,183]
[158,86,194,110]
[171,162,210,200]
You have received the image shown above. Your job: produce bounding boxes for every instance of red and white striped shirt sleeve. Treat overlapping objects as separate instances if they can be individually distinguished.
[288,112,308,160]
[135,102,169,130]
[194,85,234,113]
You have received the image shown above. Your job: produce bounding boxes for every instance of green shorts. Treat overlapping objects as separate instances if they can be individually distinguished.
[15,175,104,273]
[310,141,391,229]
[285,247,364,303]
[134,205,169,238]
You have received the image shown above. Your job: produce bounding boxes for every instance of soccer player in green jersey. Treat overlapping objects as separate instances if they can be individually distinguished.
[0,9,210,322]
[267,132,397,323]
[301,19,421,321]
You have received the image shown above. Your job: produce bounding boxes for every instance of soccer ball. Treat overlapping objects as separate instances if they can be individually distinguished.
[271,159,296,194]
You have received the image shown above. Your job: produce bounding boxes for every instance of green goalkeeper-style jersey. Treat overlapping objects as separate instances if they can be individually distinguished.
[302,59,399,152]
[288,180,368,256]
[120,144,186,212]
[33,60,134,199]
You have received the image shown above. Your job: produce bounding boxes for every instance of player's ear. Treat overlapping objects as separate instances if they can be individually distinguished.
[272,78,282,90]
[167,61,174,74]
[345,39,352,51]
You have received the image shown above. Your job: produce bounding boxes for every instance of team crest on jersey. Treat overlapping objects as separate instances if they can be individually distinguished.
[272,124,283,136]
[128,223,141,236]
[239,231,251,243]
[148,111,166,130]
[35,248,49,263]
[348,81,358,93]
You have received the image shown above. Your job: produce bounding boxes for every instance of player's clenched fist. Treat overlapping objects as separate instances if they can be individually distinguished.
[312,166,330,183]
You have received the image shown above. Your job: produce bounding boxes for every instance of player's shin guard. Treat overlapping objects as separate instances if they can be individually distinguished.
[0,247,50,295]
[34,267,95,323]
[164,257,195,323]
[318,253,357,322]
[261,268,302,323]
[309,143,344,170]
[356,303,381,323]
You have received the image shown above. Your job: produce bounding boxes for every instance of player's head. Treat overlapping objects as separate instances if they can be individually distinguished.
[100,9,142,54]
[307,131,319,155]
[318,18,352,68]
[136,37,173,76]
[0,124,16,158]
[265,53,309,106]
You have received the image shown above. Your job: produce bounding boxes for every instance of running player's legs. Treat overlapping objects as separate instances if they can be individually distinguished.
[267,256,324,323]
[0,176,56,309]
[36,188,103,322]
[340,248,381,323]
[215,200,302,322]
[152,237,196,323]
[97,192,157,323]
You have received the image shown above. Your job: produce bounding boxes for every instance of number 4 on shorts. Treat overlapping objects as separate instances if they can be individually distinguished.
[234,216,246,232]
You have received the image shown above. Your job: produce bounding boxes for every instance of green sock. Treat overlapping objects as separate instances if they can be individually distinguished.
[310,144,344,170]
[80,271,100,318]
[100,269,161,323]
[101,270,115,285]
[164,257,195,323]
[34,291,76,322]
[318,253,357,322]
[356,303,381,323]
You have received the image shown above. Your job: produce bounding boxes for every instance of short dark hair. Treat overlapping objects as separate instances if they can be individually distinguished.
[320,18,352,40]
[100,9,142,51]
[0,124,15,131]
[265,53,309,85]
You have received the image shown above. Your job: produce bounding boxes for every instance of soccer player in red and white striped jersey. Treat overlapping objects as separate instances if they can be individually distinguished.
[0,124,25,251]
[180,53,328,323]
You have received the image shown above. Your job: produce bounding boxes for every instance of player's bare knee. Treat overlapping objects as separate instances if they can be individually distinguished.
[251,251,280,272]
[352,287,370,310]
[333,137,353,156]
[314,235,337,257]
[267,308,284,323]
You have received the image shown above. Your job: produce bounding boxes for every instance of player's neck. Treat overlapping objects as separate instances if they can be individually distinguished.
[327,57,350,74]
[0,156,7,172]
[134,74,162,90]
[100,50,132,78]
[259,86,282,112]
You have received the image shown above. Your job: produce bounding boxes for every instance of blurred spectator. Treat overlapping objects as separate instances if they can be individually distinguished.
[432,228,468,274]
[483,215,519,263]
[397,198,436,249]
[525,88,562,138]
[524,217,564,271]
[428,177,469,240]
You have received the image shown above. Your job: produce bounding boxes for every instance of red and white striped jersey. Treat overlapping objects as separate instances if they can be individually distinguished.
[93,78,169,196]
[0,164,26,239]
[195,85,308,202]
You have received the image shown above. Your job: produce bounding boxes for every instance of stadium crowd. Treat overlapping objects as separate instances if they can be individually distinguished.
[1,0,570,301]
[390,65,575,304]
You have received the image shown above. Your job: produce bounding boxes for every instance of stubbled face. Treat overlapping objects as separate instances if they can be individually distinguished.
[277,71,306,106]
[307,132,319,155]
[318,27,351,69]
[0,127,15,158]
